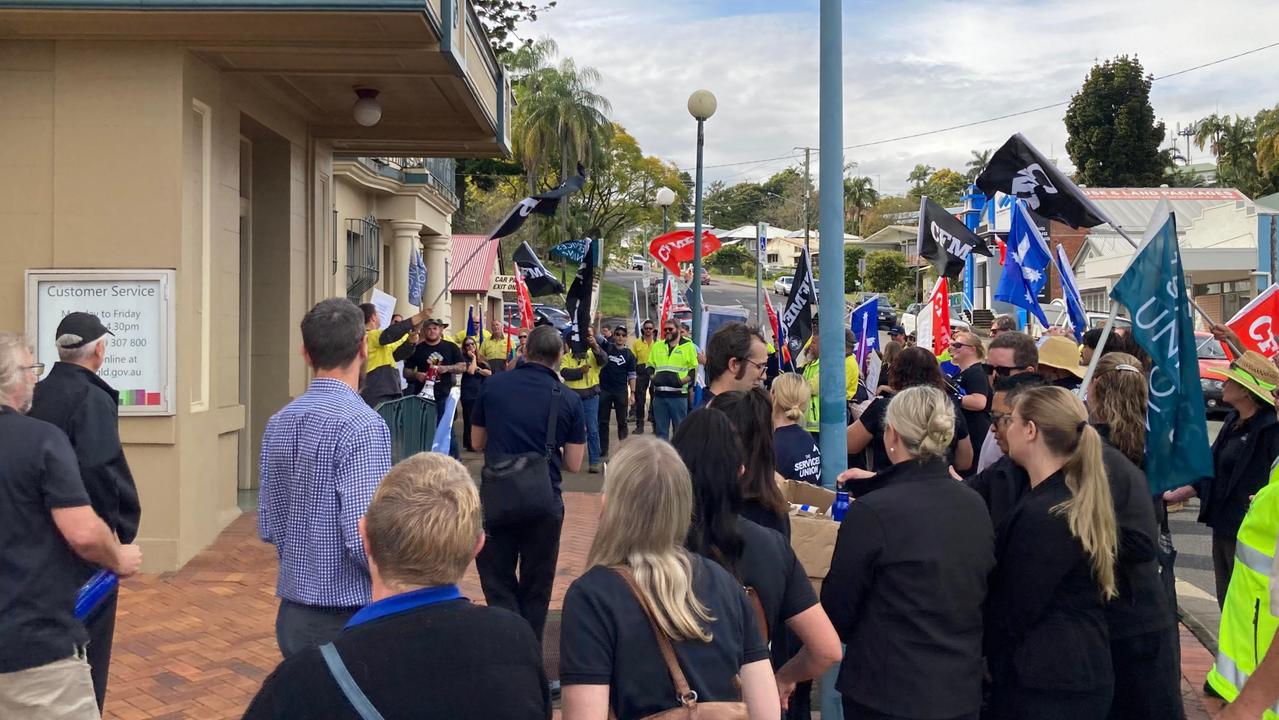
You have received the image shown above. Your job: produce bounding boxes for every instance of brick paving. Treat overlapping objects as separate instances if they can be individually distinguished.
[105,495,1224,719]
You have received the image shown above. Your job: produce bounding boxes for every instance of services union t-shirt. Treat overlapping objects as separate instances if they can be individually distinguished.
[774,424,822,484]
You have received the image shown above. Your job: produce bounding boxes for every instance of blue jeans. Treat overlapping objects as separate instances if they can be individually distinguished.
[652,396,689,440]
[581,395,601,465]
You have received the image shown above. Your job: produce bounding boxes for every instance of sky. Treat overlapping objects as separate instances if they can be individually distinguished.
[528,0,1279,197]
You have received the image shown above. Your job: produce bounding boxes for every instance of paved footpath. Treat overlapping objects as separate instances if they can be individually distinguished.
[103,494,1222,719]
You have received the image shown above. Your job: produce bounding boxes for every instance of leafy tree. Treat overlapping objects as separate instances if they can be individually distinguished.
[965,149,991,182]
[1064,55,1166,186]
[907,164,935,191]
[843,175,878,235]
[864,250,911,293]
[706,244,754,275]
[759,168,813,230]
[844,246,866,293]
[860,195,919,237]
[472,1,557,58]
[910,168,967,206]
[703,181,772,229]
[1193,110,1279,197]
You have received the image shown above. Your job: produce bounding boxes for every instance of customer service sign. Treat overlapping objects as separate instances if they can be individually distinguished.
[26,270,177,416]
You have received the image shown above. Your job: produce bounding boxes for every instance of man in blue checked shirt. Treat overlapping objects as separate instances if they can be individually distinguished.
[258,298,393,658]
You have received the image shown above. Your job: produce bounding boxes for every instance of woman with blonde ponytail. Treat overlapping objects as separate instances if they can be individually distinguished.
[559,437,780,720]
[771,373,823,484]
[986,386,1118,720]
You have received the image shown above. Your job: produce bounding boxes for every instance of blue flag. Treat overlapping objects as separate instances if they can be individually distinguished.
[550,238,590,263]
[465,306,477,339]
[632,281,643,336]
[994,199,1051,327]
[408,249,427,307]
[1109,208,1213,492]
[1054,244,1088,342]
[850,297,878,370]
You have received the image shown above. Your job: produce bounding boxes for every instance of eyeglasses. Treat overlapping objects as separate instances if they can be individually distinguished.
[24,363,45,376]
[739,357,768,373]
[950,342,969,350]
[982,363,1017,377]
[642,327,655,333]
[991,411,1013,427]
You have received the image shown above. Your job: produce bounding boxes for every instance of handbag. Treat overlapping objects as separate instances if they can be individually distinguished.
[611,567,749,720]
[480,384,562,528]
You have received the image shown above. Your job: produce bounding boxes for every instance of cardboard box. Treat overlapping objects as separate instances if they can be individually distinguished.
[781,481,840,594]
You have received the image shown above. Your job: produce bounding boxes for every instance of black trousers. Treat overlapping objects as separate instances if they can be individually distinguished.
[634,368,651,431]
[461,397,477,451]
[275,600,358,659]
[842,696,977,720]
[85,588,118,711]
[1108,626,1184,720]
[1212,531,1236,610]
[599,390,629,456]
[476,512,564,645]
[986,683,1112,720]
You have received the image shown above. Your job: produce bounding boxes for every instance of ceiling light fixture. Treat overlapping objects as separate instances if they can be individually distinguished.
[353,88,382,127]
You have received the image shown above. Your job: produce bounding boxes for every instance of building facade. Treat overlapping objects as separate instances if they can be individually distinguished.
[1,0,512,569]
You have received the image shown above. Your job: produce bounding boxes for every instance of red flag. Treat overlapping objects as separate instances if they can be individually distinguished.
[763,291,790,366]
[514,268,536,331]
[648,230,722,276]
[997,238,1007,266]
[924,276,952,358]
[658,279,674,330]
[1227,283,1279,358]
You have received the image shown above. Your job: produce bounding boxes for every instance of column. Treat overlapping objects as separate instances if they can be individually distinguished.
[423,232,450,318]
[388,220,424,315]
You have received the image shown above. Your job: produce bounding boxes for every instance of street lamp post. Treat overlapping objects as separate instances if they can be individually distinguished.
[688,89,717,348]
[655,186,676,287]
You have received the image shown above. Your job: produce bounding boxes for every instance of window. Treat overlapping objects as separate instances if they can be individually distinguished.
[346,215,381,300]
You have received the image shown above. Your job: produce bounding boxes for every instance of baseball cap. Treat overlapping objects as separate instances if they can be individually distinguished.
[889,325,906,336]
[425,318,450,328]
[55,312,113,348]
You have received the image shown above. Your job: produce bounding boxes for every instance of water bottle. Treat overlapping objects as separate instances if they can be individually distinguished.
[831,491,850,522]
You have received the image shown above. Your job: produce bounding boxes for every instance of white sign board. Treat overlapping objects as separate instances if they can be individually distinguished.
[491,275,517,292]
[26,270,176,416]
[370,289,397,330]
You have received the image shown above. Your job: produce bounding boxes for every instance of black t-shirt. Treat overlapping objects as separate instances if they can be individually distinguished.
[774,424,822,484]
[405,340,464,402]
[0,407,92,673]
[742,500,790,539]
[953,364,992,459]
[243,599,549,719]
[559,556,771,720]
[599,343,637,394]
[733,518,818,641]
[858,393,969,472]
[460,360,489,403]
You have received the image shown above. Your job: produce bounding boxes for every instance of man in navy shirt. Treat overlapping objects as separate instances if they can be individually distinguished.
[597,325,636,458]
[472,325,586,650]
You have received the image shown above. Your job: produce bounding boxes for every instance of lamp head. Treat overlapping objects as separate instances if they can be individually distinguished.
[655,187,677,207]
[686,89,717,121]
[353,88,382,127]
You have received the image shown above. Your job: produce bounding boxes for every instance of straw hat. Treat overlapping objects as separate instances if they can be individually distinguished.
[1204,351,1279,407]
[1037,335,1086,379]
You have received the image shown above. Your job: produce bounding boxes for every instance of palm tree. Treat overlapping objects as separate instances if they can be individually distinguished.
[1256,105,1279,176]
[843,175,879,235]
[907,163,934,191]
[965,149,992,182]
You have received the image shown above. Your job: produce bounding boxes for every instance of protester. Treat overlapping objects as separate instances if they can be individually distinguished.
[1163,350,1279,606]
[976,331,1041,472]
[403,317,466,401]
[704,322,769,405]
[671,410,841,710]
[648,318,698,439]
[710,389,790,537]
[597,325,636,459]
[514,328,530,365]
[359,303,428,408]
[771,373,822,485]
[243,453,550,720]
[558,437,780,720]
[799,328,859,435]
[0,332,143,720]
[963,373,1046,524]
[888,326,906,345]
[472,325,586,653]
[27,312,142,711]
[459,337,492,453]
[1087,352,1184,719]
[1037,335,1087,391]
[1080,327,1151,372]
[989,314,1016,337]
[630,320,656,434]
[480,315,514,372]
[259,299,393,657]
[985,386,1118,719]
[948,331,991,462]
[846,346,972,480]
[825,386,995,720]
[878,340,903,395]
[561,329,605,472]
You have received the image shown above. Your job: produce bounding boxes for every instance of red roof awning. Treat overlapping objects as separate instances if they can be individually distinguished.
[449,235,501,294]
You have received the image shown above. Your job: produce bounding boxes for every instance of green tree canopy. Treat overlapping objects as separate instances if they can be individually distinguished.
[1193,109,1279,198]
[844,246,866,293]
[1064,55,1166,187]
[909,168,967,206]
[864,250,911,293]
[843,175,879,235]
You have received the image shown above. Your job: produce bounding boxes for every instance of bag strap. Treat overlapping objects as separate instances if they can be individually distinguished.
[319,643,387,720]
[745,587,770,644]
[611,566,698,709]
[544,384,562,459]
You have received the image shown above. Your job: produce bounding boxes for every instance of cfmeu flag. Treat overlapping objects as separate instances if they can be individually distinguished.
[649,230,722,276]
[489,164,587,242]
[764,291,790,368]
[917,196,990,279]
[1227,283,1279,359]
[780,247,816,363]
[994,199,1051,327]
[1110,203,1213,492]
[915,277,951,358]
[976,133,1108,228]
[564,238,597,354]
[1054,244,1088,342]
[513,241,565,296]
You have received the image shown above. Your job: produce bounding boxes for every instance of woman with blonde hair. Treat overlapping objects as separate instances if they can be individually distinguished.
[771,373,822,485]
[823,386,995,719]
[986,386,1118,719]
[1087,353,1183,719]
[559,437,780,720]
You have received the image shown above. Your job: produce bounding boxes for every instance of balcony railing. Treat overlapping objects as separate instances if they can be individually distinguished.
[348,156,459,209]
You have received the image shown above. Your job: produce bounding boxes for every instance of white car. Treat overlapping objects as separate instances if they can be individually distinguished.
[630,254,646,271]
[773,276,794,296]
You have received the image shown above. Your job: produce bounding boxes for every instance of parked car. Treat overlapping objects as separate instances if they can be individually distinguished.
[1197,331,1231,418]
[901,303,923,336]
[877,304,897,330]
[773,275,793,296]
[504,303,573,333]
[630,254,647,271]
[700,269,711,285]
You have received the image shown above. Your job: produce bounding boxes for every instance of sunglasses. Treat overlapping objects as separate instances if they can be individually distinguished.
[950,342,970,350]
[990,411,1013,427]
[982,363,1018,377]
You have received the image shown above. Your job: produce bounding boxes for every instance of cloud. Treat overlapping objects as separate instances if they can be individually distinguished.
[531,0,1279,196]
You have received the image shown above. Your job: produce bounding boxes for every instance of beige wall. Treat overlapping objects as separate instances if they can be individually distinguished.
[1,41,339,570]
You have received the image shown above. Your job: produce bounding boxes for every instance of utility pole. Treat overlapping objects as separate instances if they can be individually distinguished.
[802,146,813,257]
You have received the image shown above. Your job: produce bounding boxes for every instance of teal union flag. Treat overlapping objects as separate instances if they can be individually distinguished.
[1109,204,1213,493]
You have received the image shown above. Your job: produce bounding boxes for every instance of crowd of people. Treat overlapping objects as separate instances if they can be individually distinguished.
[13,296,1279,720]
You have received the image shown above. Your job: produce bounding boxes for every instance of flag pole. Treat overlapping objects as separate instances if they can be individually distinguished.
[1077,301,1119,401]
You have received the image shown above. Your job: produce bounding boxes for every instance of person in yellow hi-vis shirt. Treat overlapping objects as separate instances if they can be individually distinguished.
[800,328,859,436]
[631,319,657,434]
[561,329,606,473]
[358,302,431,408]
[479,315,515,372]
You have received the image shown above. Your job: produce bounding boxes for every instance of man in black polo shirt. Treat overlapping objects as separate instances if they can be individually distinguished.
[243,452,549,719]
[0,332,142,718]
[472,325,586,652]
[597,325,636,458]
[28,312,143,712]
